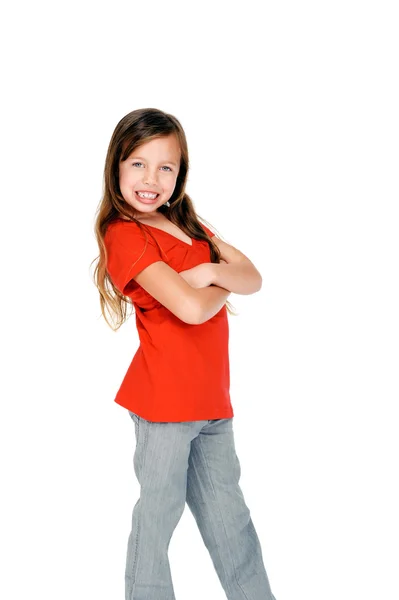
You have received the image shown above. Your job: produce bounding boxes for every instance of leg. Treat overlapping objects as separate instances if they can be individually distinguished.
[125,412,205,600]
[186,418,277,600]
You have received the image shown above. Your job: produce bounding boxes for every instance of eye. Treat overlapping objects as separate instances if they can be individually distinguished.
[131,162,172,171]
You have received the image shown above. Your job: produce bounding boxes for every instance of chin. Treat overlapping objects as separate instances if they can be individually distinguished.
[128,200,157,211]
[138,204,160,212]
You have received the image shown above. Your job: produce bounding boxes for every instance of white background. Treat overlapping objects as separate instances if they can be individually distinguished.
[1,1,398,599]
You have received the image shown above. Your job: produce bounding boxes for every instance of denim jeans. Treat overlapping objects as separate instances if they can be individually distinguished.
[125,413,277,600]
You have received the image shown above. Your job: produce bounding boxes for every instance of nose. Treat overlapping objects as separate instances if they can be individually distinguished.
[143,167,158,186]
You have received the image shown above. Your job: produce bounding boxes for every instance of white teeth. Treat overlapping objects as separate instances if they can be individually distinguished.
[137,192,158,199]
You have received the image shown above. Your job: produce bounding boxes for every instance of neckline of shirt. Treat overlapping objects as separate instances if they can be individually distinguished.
[115,217,194,248]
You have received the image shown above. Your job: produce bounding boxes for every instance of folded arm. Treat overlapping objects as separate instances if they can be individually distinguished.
[209,236,262,295]
[126,235,259,324]
[132,261,231,325]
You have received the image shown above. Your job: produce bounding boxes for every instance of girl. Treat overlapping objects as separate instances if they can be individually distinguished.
[93,108,277,600]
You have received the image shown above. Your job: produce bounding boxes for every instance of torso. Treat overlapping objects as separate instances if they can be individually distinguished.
[106,215,233,422]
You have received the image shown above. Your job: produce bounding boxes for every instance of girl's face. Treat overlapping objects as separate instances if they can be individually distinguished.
[118,134,181,217]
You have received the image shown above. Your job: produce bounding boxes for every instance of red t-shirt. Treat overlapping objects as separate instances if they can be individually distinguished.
[104,218,233,422]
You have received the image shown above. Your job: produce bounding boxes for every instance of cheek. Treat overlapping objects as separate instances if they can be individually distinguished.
[165,175,178,192]
[119,170,136,190]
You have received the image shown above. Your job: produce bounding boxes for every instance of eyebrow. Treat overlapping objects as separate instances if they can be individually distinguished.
[130,156,179,167]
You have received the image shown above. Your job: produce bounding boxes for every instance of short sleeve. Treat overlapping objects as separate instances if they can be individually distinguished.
[104,221,164,295]
[199,222,216,238]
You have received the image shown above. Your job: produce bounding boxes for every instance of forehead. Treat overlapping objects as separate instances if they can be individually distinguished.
[128,134,181,161]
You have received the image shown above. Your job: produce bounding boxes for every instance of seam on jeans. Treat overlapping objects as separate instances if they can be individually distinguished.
[130,417,149,588]
[197,432,251,600]
[193,436,228,585]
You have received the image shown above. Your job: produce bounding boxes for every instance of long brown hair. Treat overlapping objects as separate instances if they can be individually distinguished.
[91,107,237,330]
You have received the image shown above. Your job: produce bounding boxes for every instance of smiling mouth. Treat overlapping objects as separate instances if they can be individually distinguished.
[135,191,160,203]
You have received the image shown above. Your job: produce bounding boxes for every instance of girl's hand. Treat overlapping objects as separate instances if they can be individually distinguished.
[179,262,225,289]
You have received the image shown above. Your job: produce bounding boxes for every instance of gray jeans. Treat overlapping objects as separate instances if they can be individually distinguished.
[126,412,277,600]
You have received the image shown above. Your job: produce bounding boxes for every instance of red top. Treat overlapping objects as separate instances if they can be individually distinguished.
[104,218,233,422]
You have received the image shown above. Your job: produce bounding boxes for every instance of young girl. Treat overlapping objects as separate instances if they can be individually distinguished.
[94,108,277,600]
